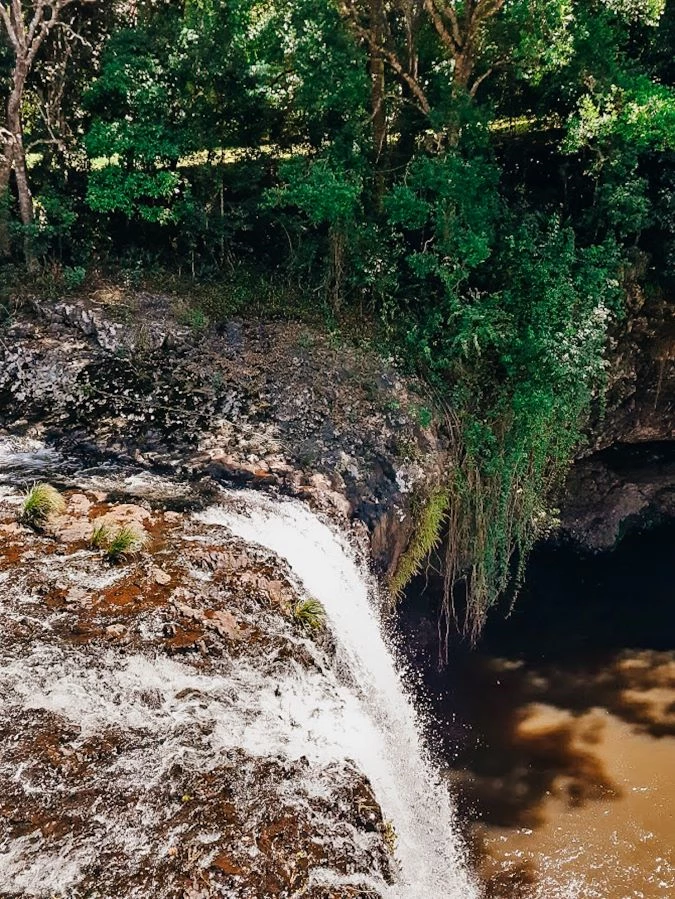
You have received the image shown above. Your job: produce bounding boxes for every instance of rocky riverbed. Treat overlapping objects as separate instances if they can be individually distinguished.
[0,444,400,897]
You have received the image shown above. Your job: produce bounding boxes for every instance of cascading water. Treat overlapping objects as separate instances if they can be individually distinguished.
[198,492,478,899]
[0,436,476,896]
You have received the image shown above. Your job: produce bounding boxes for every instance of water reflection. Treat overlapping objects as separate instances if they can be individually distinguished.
[398,523,675,898]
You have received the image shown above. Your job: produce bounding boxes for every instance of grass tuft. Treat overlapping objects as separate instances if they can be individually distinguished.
[292,597,326,630]
[380,819,398,855]
[20,482,66,528]
[105,524,149,563]
[89,522,111,549]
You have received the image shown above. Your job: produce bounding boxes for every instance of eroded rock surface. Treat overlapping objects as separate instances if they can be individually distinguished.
[0,474,393,898]
[559,289,675,550]
[0,291,446,578]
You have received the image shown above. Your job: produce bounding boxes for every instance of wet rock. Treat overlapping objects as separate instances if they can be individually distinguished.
[559,442,675,550]
[0,480,394,897]
[558,290,675,550]
[0,293,446,575]
[152,566,171,585]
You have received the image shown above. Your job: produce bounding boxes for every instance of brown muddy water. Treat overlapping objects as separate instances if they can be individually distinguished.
[398,523,675,899]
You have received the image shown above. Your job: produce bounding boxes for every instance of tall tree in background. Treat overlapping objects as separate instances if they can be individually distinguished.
[0,0,95,262]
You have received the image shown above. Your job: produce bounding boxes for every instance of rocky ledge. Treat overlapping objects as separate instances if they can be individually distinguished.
[0,289,446,580]
[0,469,394,898]
[559,287,675,551]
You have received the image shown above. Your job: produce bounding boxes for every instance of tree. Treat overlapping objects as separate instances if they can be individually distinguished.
[0,0,95,262]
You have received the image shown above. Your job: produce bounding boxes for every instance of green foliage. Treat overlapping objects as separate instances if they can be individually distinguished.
[389,488,450,600]
[416,406,433,429]
[292,597,326,630]
[379,149,501,371]
[270,158,363,228]
[105,524,149,563]
[564,73,675,244]
[63,266,87,290]
[87,167,183,225]
[20,483,66,528]
[89,522,111,550]
[83,4,265,243]
[565,76,675,158]
[177,306,210,332]
[439,216,623,640]
[384,151,499,284]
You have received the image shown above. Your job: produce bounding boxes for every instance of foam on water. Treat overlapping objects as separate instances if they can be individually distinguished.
[198,492,478,898]
[0,645,373,767]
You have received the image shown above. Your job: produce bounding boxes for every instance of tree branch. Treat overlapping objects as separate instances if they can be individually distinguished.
[338,0,431,115]
[0,4,20,52]
[426,0,462,51]
[424,0,459,54]
[468,55,507,96]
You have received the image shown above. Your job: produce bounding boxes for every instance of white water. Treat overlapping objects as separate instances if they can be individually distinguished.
[198,492,478,899]
[0,436,62,479]
[0,437,476,896]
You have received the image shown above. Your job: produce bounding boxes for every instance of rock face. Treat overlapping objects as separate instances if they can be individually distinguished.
[0,471,393,897]
[0,293,457,897]
[560,442,675,551]
[559,288,675,551]
[0,291,447,579]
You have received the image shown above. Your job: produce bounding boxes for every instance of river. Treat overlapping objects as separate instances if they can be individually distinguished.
[398,523,675,898]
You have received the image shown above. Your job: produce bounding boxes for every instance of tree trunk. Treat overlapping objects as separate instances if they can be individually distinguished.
[0,152,12,258]
[13,133,36,269]
[5,56,36,268]
[13,135,33,228]
[369,0,387,158]
[327,226,346,312]
[452,49,475,96]
[369,0,387,208]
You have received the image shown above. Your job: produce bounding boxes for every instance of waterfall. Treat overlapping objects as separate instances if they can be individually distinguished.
[0,436,476,896]
[198,491,478,899]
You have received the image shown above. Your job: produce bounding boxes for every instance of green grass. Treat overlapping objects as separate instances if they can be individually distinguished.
[20,483,66,528]
[292,597,326,630]
[105,524,149,562]
[89,522,111,549]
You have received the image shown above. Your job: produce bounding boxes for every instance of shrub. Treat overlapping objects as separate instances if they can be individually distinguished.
[63,266,87,290]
